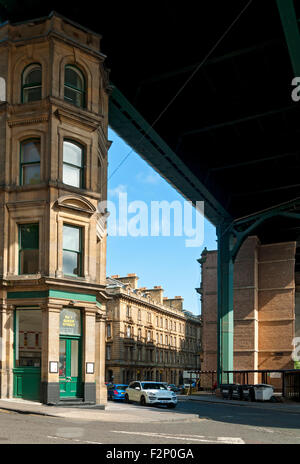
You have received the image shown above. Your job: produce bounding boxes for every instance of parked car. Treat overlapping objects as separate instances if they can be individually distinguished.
[184,382,196,389]
[167,384,180,392]
[107,384,128,401]
[125,381,178,408]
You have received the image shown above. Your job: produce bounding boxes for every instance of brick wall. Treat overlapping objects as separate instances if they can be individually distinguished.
[201,236,296,387]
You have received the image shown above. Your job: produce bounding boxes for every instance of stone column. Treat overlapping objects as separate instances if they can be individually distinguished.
[83,308,96,402]
[95,311,107,406]
[56,218,63,278]
[0,303,14,399]
[41,302,61,404]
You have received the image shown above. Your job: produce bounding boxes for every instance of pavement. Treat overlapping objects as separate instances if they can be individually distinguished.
[0,398,200,423]
[0,392,300,421]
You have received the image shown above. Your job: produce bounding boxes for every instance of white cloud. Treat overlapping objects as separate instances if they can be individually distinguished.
[136,171,160,185]
[108,184,128,198]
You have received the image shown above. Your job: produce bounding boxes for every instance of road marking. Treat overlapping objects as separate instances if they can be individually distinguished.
[0,409,12,414]
[251,427,274,434]
[217,437,246,444]
[47,435,102,444]
[112,431,245,444]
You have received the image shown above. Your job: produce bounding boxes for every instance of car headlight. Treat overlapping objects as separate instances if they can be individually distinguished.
[172,392,176,396]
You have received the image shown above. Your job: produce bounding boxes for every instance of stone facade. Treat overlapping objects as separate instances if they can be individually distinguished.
[105,274,202,385]
[200,236,297,388]
[0,12,110,405]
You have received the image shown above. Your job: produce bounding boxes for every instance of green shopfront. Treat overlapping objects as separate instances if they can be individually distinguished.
[8,289,105,405]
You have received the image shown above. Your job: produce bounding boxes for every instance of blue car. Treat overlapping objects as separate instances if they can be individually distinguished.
[107,384,128,401]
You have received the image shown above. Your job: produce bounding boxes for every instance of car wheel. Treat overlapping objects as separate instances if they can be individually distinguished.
[140,396,146,406]
[125,394,131,404]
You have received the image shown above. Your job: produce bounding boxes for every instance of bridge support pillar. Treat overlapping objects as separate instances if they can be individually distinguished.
[217,224,234,385]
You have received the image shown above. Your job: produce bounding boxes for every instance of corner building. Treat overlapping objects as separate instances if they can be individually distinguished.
[0,12,110,405]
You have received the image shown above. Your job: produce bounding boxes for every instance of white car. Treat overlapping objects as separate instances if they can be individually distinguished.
[125,381,177,408]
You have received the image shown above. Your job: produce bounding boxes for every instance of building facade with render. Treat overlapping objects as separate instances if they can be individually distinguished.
[105,274,202,385]
[0,12,110,405]
[199,236,299,388]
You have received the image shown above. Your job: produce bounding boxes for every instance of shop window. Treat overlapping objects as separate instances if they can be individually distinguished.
[19,223,39,274]
[63,140,84,188]
[21,64,42,103]
[64,65,86,108]
[15,309,42,367]
[63,224,83,277]
[20,139,41,185]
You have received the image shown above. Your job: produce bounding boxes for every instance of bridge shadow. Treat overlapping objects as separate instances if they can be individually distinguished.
[140,396,300,430]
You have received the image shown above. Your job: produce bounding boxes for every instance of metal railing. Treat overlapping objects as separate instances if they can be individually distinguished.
[223,369,300,401]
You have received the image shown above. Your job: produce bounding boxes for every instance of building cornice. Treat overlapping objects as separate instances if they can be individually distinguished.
[107,288,201,325]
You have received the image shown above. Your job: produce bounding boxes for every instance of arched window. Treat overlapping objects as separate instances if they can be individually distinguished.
[21,64,42,103]
[20,139,41,185]
[64,65,86,108]
[63,140,84,188]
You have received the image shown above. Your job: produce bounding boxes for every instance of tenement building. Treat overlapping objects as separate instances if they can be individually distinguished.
[199,236,299,388]
[0,12,110,405]
[105,274,202,385]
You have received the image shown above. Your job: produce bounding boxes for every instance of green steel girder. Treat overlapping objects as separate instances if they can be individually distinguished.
[276,0,300,77]
[217,224,234,385]
[230,198,300,261]
[108,85,231,226]
[217,197,300,385]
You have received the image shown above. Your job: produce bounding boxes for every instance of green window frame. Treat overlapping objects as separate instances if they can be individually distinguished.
[64,65,86,108]
[20,139,41,186]
[62,139,84,188]
[21,63,42,103]
[18,223,39,275]
[62,224,83,277]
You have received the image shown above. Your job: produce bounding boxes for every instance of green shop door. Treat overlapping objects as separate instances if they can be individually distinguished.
[59,337,82,398]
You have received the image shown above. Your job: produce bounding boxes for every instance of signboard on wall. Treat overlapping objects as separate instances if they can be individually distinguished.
[60,308,81,336]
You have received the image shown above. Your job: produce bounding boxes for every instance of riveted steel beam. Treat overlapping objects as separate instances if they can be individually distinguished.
[277,0,300,76]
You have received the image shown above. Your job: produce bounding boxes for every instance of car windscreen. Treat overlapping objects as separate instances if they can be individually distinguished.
[115,385,128,391]
[141,383,167,390]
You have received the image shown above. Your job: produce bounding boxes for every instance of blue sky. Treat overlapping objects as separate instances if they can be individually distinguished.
[106,128,217,315]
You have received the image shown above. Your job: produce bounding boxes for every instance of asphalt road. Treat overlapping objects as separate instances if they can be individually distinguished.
[0,399,300,445]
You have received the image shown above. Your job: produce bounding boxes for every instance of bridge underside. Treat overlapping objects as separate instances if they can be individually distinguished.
[2,0,300,383]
